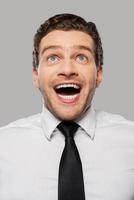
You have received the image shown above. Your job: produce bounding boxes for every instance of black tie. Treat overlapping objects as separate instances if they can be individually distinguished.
[57,121,85,200]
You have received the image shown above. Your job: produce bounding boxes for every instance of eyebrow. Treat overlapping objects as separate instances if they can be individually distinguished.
[40,45,94,56]
[40,45,62,56]
[73,45,94,55]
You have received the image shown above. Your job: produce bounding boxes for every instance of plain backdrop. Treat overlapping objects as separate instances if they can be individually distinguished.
[0,0,134,126]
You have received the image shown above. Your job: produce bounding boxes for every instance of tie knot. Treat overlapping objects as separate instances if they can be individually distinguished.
[57,121,79,138]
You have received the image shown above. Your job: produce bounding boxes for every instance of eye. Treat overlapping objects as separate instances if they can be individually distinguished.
[47,55,59,63]
[76,54,88,64]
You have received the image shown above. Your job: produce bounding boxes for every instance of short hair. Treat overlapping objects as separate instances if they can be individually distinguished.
[33,13,103,68]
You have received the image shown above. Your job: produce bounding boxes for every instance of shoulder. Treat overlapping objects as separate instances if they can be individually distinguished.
[94,110,134,149]
[0,113,42,135]
[0,113,45,159]
[96,110,134,125]
[96,110,134,133]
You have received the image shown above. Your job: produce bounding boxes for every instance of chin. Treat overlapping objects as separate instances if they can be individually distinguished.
[55,112,81,121]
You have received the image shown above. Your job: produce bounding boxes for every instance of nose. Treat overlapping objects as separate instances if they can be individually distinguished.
[58,59,78,78]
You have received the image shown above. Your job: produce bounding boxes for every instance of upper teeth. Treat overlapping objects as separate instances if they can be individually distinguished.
[56,84,80,89]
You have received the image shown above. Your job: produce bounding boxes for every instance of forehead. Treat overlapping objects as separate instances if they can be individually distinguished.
[39,30,95,53]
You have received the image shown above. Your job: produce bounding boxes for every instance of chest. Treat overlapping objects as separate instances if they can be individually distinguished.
[0,134,134,200]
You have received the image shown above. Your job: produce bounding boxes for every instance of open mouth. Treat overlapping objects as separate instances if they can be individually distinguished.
[54,83,81,102]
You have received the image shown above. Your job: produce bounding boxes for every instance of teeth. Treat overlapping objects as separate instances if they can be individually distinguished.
[58,94,78,100]
[56,83,80,89]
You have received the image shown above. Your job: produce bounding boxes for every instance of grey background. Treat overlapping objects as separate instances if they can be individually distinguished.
[0,0,133,126]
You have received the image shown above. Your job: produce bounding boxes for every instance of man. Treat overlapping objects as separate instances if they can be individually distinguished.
[0,13,134,200]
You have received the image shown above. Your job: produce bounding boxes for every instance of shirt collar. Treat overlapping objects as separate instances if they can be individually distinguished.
[75,105,96,139]
[41,106,61,140]
[41,105,96,140]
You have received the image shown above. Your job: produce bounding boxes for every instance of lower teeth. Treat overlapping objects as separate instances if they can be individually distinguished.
[58,94,78,100]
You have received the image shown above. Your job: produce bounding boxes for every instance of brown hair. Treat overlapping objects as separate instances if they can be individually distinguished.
[33,13,103,68]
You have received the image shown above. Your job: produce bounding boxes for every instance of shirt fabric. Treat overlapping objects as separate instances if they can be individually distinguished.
[0,106,134,200]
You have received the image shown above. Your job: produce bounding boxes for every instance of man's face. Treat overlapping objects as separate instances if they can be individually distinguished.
[33,30,102,120]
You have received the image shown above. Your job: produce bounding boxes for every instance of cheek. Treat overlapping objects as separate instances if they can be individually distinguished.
[38,66,57,83]
[38,72,56,95]
[38,68,49,85]
[83,69,97,86]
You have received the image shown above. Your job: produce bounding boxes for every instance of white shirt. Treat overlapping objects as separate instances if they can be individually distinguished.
[0,106,134,200]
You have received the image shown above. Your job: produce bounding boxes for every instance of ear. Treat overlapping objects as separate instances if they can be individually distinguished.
[96,66,103,88]
[32,67,40,88]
